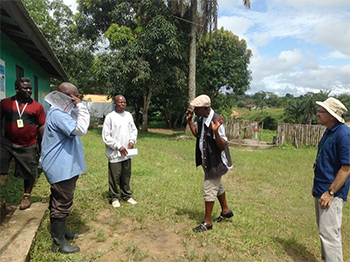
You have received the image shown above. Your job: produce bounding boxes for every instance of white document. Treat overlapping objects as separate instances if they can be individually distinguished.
[45,91,74,113]
[117,148,138,157]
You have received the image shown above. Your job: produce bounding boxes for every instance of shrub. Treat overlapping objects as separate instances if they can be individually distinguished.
[252,112,278,130]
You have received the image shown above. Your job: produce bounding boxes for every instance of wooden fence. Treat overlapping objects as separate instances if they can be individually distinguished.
[275,123,326,148]
[225,120,259,146]
[225,120,326,148]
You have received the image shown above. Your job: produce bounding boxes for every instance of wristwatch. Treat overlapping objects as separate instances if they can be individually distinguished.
[328,189,335,196]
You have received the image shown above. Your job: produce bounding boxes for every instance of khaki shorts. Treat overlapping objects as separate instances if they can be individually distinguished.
[203,177,225,202]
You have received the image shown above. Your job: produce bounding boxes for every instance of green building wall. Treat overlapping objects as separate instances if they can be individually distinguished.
[0,32,51,111]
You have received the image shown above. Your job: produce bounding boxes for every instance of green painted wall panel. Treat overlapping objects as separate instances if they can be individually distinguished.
[0,33,51,111]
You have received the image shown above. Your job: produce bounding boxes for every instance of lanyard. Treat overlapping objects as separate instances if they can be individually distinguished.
[317,131,333,158]
[15,100,28,119]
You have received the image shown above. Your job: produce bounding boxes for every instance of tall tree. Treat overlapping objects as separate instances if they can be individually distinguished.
[170,0,250,104]
[196,27,252,99]
[23,0,95,92]
[266,92,281,108]
[85,1,185,131]
[78,0,190,131]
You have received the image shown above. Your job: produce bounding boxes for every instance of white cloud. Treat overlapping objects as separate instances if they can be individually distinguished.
[252,33,270,47]
[217,0,350,97]
[249,49,303,82]
[247,48,350,97]
[271,0,350,10]
[313,20,350,55]
[277,50,303,70]
[218,0,253,10]
[257,63,350,96]
[218,16,254,40]
[323,51,350,60]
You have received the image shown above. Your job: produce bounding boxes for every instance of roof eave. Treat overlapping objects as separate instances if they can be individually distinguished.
[1,0,67,81]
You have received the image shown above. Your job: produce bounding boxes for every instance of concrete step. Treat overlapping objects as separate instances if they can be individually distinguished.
[0,202,47,262]
[228,139,275,149]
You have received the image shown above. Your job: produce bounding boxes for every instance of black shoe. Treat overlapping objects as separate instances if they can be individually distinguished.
[214,210,234,223]
[193,221,213,232]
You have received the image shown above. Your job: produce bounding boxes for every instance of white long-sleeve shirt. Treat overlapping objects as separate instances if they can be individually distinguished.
[102,110,138,163]
[71,103,90,136]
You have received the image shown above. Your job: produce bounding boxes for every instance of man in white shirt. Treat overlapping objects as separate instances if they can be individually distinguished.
[102,95,138,208]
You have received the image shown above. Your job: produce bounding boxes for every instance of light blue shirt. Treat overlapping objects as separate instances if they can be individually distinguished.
[41,107,86,184]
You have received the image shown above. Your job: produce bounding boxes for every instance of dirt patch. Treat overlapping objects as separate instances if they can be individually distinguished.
[148,128,184,135]
[77,209,187,261]
[73,207,234,261]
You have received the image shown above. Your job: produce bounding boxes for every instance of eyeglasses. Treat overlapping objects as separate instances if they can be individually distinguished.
[317,110,328,114]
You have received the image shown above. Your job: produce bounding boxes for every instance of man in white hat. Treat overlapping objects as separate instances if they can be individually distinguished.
[186,94,234,232]
[313,97,350,261]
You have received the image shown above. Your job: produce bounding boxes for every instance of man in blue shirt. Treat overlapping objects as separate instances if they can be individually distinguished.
[313,97,350,262]
[41,82,90,254]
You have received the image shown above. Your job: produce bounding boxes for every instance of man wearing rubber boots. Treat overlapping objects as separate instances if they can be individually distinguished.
[41,82,90,253]
[186,94,234,232]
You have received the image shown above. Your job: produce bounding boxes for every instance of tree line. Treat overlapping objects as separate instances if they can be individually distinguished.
[227,90,350,130]
[23,0,252,131]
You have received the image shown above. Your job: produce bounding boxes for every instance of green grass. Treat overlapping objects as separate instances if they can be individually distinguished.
[3,128,350,261]
[254,129,276,143]
[232,107,285,120]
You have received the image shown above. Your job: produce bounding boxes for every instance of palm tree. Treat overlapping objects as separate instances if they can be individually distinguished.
[170,0,251,105]
[303,90,330,124]
[301,96,317,125]
[285,99,304,124]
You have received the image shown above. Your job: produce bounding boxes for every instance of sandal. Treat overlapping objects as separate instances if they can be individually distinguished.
[214,210,234,223]
[193,221,213,232]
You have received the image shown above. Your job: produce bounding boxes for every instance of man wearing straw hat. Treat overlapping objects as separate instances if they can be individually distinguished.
[313,97,350,261]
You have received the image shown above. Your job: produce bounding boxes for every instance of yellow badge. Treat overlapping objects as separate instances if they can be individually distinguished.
[17,119,24,128]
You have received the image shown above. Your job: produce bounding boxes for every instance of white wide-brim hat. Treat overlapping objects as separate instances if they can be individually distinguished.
[316,97,347,124]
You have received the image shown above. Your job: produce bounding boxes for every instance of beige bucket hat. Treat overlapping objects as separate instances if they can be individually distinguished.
[316,97,347,123]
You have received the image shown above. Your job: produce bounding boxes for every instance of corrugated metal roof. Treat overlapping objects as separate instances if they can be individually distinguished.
[0,0,67,80]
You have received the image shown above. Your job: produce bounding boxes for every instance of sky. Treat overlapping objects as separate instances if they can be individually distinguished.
[63,0,350,97]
